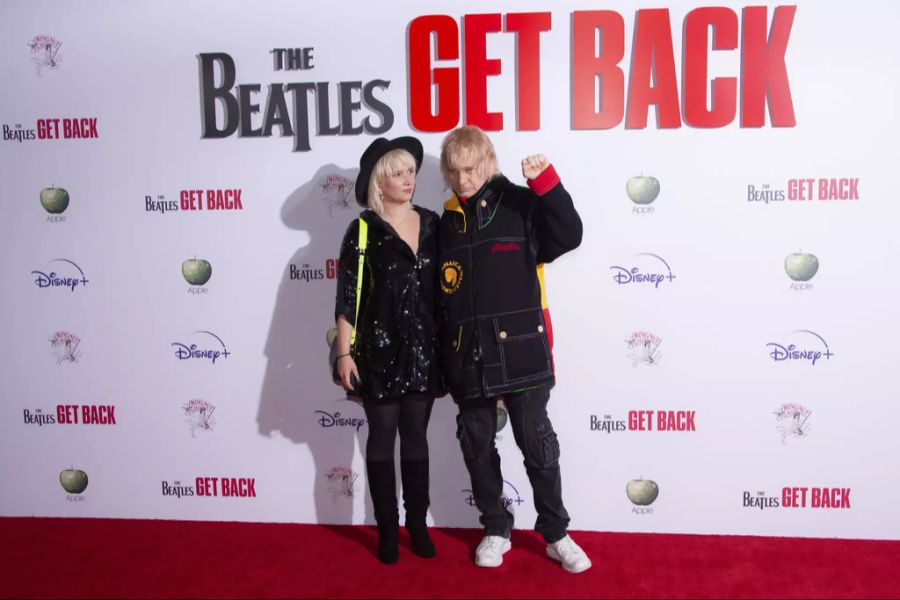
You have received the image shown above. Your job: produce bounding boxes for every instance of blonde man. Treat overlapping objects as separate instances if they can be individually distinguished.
[437,126,590,573]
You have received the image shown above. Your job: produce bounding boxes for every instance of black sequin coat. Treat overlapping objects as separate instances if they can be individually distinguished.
[334,206,442,403]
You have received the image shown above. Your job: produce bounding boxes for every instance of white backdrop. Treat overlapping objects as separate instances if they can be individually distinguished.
[1,0,898,540]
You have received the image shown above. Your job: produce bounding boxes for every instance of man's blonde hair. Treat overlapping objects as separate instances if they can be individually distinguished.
[367,149,417,217]
[440,126,499,189]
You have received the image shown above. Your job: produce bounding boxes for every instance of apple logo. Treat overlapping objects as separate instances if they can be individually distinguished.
[182,258,212,286]
[784,252,819,281]
[59,469,89,494]
[784,252,818,282]
[40,187,70,214]
[496,405,508,432]
[626,478,659,506]
[626,176,660,205]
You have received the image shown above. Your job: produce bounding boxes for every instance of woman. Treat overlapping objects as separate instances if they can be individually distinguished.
[333,136,442,564]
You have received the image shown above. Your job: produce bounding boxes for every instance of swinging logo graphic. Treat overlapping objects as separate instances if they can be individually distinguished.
[28,35,62,76]
[49,331,81,364]
[319,174,355,217]
[625,331,661,367]
[774,403,811,444]
[325,467,358,504]
[183,399,216,437]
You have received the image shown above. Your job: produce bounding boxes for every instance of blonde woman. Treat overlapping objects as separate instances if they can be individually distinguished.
[333,137,442,564]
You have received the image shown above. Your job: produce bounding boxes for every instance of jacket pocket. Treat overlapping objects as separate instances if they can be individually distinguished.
[493,310,551,383]
[441,323,474,391]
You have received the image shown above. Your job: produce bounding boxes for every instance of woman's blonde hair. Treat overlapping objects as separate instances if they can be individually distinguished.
[440,126,499,189]
[367,149,417,217]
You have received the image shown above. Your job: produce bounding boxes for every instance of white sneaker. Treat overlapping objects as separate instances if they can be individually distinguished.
[475,535,511,567]
[546,534,592,573]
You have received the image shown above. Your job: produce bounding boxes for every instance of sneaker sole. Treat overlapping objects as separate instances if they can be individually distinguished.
[475,540,511,568]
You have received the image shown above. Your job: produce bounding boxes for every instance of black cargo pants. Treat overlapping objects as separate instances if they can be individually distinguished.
[456,384,570,543]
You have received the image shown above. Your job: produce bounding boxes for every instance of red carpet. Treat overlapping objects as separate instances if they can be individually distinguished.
[2,517,898,599]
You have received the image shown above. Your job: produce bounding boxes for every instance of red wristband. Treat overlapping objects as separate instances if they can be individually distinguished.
[527,164,561,196]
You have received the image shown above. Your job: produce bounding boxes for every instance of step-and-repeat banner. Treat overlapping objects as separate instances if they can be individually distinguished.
[2,0,898,540]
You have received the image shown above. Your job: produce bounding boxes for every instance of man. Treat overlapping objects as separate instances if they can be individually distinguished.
[437,126,590,573]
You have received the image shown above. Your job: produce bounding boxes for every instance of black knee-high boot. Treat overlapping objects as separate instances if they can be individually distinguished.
[366,460,399,564]
[401,459,436,558]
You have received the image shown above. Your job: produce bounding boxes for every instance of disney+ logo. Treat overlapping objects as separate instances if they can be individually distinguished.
[31,259,89,291]
[610,254,676,288]
[171,331,231,363]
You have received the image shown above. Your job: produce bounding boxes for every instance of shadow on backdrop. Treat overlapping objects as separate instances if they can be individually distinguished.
[257,153,476,548]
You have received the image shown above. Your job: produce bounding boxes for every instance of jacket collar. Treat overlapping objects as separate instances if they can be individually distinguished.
[443,195,463,212]
[443,194,467,234]
[443,175,507,233]
[360,204,425,225]
[472,175,507,207]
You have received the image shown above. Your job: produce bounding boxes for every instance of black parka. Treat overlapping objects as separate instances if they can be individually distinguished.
[437,173,582,400]
[334,206,442,403]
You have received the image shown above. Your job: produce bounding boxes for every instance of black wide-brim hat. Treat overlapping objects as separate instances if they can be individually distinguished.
[355,136,424,207]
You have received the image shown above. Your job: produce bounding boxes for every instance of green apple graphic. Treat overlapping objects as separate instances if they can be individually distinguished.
[496,406,508,432]
[784,252,818,282]
[626,176,660,205]
[60,469,89,494]
[40,187,70,214]
[182,258,212,286]
[626,478,659,506]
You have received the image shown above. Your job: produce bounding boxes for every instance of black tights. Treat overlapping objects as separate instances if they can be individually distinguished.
[364,395,434,462]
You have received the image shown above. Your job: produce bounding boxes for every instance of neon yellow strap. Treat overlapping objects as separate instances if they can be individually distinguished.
[350,218,368,347]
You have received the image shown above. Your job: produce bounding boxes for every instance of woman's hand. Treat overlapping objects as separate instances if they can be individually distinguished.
[336,354,361,392]
[333,315,360,392]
